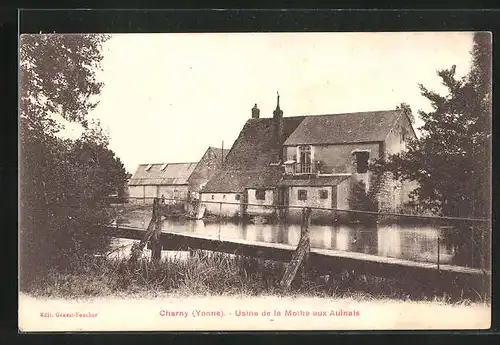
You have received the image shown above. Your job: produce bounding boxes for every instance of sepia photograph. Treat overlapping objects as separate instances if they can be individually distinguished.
[18,31,491,331]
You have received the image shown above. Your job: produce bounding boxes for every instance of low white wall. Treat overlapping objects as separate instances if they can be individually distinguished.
[246,188,275,215]
[200,192,241,217]
[128,186,144,201]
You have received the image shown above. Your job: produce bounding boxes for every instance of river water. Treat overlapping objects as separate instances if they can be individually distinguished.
[110,216,472,266]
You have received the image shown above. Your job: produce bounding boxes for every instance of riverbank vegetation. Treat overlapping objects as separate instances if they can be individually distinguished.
[21,251,490,305]
[20,34,128,290]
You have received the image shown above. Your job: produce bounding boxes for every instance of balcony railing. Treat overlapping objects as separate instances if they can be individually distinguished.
[284,162,316,175]
[296,163,314,174]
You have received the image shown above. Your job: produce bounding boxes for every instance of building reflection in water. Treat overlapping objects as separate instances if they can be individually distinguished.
[287,225,301,247]
[309,225,333,250]
[242,224,259,242]
[275,223,289,244]
[335,226,353,251]
[261,225,273,242]
[255,225,265,242]
[137,218,456,265]
[352,226,378,255]
[240,222,248,241]
[377,224,403,258]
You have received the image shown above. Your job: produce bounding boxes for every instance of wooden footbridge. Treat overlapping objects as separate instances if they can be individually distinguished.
[101,199,490,298]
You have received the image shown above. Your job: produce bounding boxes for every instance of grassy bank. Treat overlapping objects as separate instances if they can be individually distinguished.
[22,250,489,305]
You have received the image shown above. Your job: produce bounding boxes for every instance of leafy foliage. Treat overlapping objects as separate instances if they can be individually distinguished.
[348,177,379,223]
[372,32,492,219]
[19,34,128,288]
[396,102,415,124]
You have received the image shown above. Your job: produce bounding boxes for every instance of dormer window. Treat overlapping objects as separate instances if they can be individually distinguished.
[145,164,153,171]
[298,145,313,173]
[352,150,369,174]
[298,145,311,162]
[160,163,167,171]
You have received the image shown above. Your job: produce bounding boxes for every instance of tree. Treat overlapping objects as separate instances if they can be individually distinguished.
[396,102,415,124]
[19,34,128,287]
[369,32,492,268]
[372,32,491,220]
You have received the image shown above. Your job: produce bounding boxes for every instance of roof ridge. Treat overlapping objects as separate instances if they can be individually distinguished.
[303,109,401,117]
[246,110,400,119]
[247,115,306,120]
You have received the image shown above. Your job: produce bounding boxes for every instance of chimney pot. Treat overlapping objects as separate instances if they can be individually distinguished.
[251,104,260,119]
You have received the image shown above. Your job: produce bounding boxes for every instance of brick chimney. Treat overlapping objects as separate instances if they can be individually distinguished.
[251,104,260,119]
[273,92,284,149]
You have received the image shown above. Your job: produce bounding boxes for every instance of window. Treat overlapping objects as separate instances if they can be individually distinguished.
[223,195,226,199]
[211,195,214,200]
[298,145,312,173]
[235,194,241,201]
[319,190,328,199]
[255,189,266,200]
[354,151,369,174]
[298,190,307,201]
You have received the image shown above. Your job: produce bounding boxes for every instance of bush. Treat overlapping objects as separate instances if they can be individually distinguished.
[348,179,379,224]
[19,127,128,289]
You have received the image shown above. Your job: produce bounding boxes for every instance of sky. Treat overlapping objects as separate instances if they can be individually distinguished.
[58,32,475,174]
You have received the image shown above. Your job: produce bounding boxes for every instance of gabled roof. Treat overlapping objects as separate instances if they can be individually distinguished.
[283,109,404,146]
[207,146,229,161]
[202,116,305,193]
[128,162,198,186]
[188,146,229,192]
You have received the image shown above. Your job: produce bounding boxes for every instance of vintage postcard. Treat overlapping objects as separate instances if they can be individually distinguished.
[19,31,491,331]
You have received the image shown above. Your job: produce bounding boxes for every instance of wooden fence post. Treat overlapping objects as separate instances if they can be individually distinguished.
[129,198,162,265]
[151,198,162,264]
[279,207,312,291]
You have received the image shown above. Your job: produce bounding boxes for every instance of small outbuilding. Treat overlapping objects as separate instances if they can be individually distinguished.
[128,162,197,204]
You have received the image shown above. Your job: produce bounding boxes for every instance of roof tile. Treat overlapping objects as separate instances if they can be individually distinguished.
[283,110,403,146]
[128,162,198,186]
[202,117,305,193]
